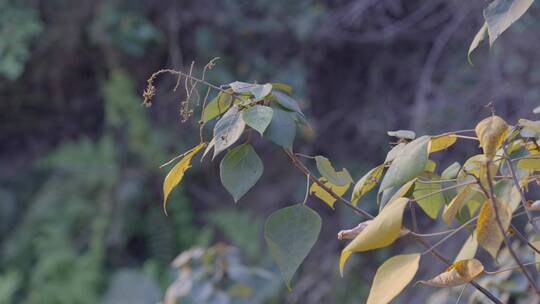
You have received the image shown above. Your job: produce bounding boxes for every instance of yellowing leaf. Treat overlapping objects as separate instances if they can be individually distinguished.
[477,199,512,259]
[351,165,384,205]
[425,160,437,172]
[366,254,421,304]
[418,259,483,287]
[532,236,540,271]
[455,232,478,262]
[310,177,350,208]
[517,158,540,172]
[475,115,509,159]
[429,134,457,153]
[340,198,409,275]
[388,179,416,205]
[315,156,353,186]
[163,143,206,214]
[443,185,473,227]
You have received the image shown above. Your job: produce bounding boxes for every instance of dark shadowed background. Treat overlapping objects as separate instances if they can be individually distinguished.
[1,0,539,303]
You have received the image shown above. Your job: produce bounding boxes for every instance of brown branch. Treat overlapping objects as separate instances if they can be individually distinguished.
[484,161,539,294]
[502,148,540,237]
[284,149,503,304]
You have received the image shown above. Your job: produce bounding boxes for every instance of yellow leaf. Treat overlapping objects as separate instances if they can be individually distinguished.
[367,254,421,304]
[163,143,206,214]
[425,159,437,172]
[477,199,512,259]
[351,165,384,205]
[418,259,483,287]
[429,134,457,153]
[387,179,416,205]
[517,158,540,172]
[340,198,409,275]
[475,115,509,159]
[532,236,540,271]
[454,232,478,262]
[310,177,350,208]
[443,185,473,227]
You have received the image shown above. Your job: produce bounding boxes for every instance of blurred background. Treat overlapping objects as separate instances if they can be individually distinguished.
[1,0,540,303]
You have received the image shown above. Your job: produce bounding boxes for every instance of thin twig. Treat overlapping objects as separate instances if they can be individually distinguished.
[484,160,539,294]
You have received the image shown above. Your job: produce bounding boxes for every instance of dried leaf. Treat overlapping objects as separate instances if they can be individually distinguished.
[443,185,474,227]
[418,259,484,287]
[477,199,512,259]
[163,143,206,214]
[475,115,509,159]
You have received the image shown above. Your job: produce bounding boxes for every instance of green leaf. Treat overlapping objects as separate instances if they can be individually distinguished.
[265,204,321,290]
[483,0,534,47]
[413,172,445,219]
[387,130,416,140]
[315,156,353,186]
[367,254,421,304]
[384,143,407,163]
[212,105,246,159]
[202,91,233,123]
[441,162,461,180]
[272,91,303,115]
[242,105,273,135]
[380,136,430,191]
[263,107,296,151]
[220,143,263,202]
[468,23,488,65]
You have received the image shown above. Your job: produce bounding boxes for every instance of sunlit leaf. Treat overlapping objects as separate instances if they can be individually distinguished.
[163,143,206,214]
[455,232,478,262]
[483,0,534,47]
[425,160,437,172]
[212,105,246,159]
[443,185,475,227]
[265,204,321,290]
[475,115,509,159]
[340,198,409,274]
[229,81,272,101]
[468,23,487,65]
[414,173,445,219]
[534,106,540,114]
[384,143,406,164]
[418,259,483,287]
[366,253,421,304]
[441,162,461,180]
[202,91,233,123]
[477,198,512,259]
[386,179,416,207]
[351,165,384,205]
[263,107,296,151]
[242,105,273,135]
[315,156,353,186]
[387,130,416,140]
[220,143,263,202]
[380,136,430,191]
[310,177,351,208]
[272,91,303,115]
[517,158,540,172]
[429,134,457,153]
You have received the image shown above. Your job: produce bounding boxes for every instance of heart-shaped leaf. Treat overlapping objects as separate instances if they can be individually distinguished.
[265,204,321,290]
[220,143,263,202]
